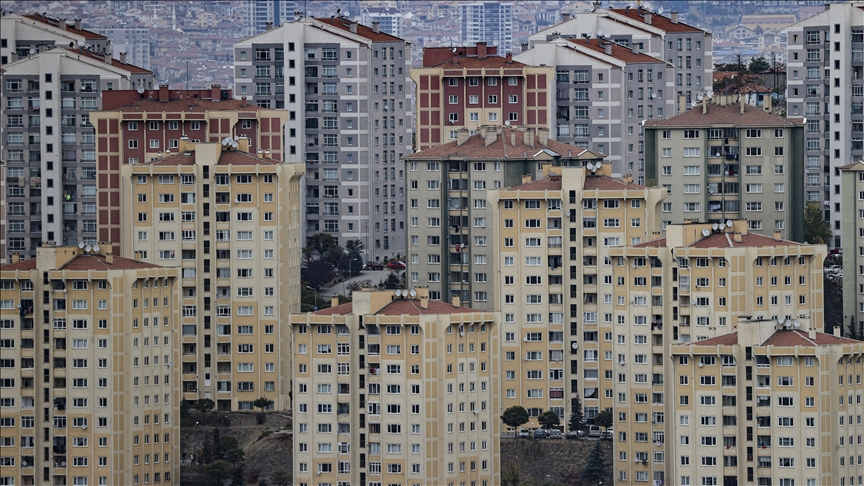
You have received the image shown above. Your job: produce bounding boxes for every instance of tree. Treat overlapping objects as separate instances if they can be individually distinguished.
[748,56,771,73]
[803,201,832,245]
[848,315,861,341]
[501,406,529,430]
[580,440,608,483]
[204,460,234,483]
[270,470,291,486]
[593,409,613,428]
[195,398,215,425]
[501,462,531,486]
[825,268,843,334]
[301,259,336,290]
[381,273,402,290]
[306,233,338,260]
[538,410,560,430]
[568,394,585,433]
[253,397,273,413]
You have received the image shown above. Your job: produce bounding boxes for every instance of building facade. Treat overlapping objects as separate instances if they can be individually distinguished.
[411,44,554,152]
[0,14,111,66]
[119,139,304,411]
[0,245,181,486]
[233,16,411,261]
[0,45,154,263]
[670,322,863,486]
[405,126,605,311]
[458,2,513,56]
[840,160,864,338]
[787,2,864,247]
[360,7,405,40]
[288,288,500,486]
[92,27,151,71]
[247,0,298,35]
[90,85,287,256]
[515,37,674,180]
[644,96,806,241]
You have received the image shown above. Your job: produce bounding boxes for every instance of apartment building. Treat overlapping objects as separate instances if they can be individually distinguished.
[0,244,180,486]
[669,321,862,486]
[405,126,605,311]
[89,85,287,255]
[360,7,405,40]
[0,14,111,66]
[787,2,864,247]
[458,2,513,55]
[644,95,806,241]
[233,16,411,261]
[411,43,554,152]
[247,0,297,35]
[92,27,151,70]
[841,160,864,337]
[119,139,304,411]
[490,165,665,429]
[606,222,826,485]
[515,36,674,180]
[288,288,500,486]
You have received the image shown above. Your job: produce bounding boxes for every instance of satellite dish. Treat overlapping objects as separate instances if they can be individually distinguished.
[587,162,595,171]
[137,86,145,94]
[231,142,238,149]
[505,120,511,126]
[29,48,35,55]
[93,244,100,253]
[409,289,417,297]
[85,245,92,253]
[725,220,733,228]
[394,290,401,297]
[697,93,704,101]
[718,222,725,230]
[777,317,785,326]
[784,319,792,328]
[690,101,697,107]
[78,242,85,249]
[650,92,656,99]
[793,319,801,329]
[595,160,602,167]
[658,7,664,15]
[597,29,605,38]
[712,223,719,231]
[707,90,714,98]
[571,342,579,350]
[701,228,710,237]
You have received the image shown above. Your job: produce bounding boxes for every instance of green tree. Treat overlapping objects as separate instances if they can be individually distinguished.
[501,406,529,430]
[224,446,245,467]
[580,440,609,483]
[804,201,832,245]
[501,462,531,486]
[301,260,336,291]
[593,409,613,428]
[381,273,402,290]
[306,233,338,260]
[848,315,861,341]
[568,394,585,433]
[204,460,234,483]
[270,470,291,486]
[824,267,844,334]
[748,56,771,73]
[195,398,215,425]
[253,397,273,413]
[538,410,560,430]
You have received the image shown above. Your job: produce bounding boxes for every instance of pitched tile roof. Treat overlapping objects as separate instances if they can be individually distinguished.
[144,150,280,167]
[312,299,477,316]
[404,127,580,160]
[64,47,151,73]
[313,302,354,316]
[565,37,665,64]
[0,254,160,272]
[111,98,260,112]
[313,18,403,42]
[428,55,526,69]
[508,176,563,191]
[23,14,107,39]
[689,332,739,346]
[688,232,802,249]
[688,330,860,347]
[646,102,796,128]
[584,175,646,191]
[633,238,667,248]
[0,259,38,271]
[609,8,707,33]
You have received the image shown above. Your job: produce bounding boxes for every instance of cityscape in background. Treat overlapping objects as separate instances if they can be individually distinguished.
[1,1,863,486]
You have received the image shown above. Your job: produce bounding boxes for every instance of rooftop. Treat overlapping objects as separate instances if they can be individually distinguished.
[429,54,525,69]
[109,97,260,113]
[313,17,403,43]
[646,101,796,128]
[693,329,859,347]
[566,37,665,64]
[405,127,583,160]
[507,173,646,192]
[144,149,280,167]
[634,231,802,249]
[609,8,707,34]
[0,254,160,272]
[62,47,150,73]
[23,13,108,39]
[313,299,478,316]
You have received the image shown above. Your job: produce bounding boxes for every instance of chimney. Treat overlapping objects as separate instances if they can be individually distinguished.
[451,295,460,308]
[350,21,357,34]
[372,21,380,33]
[60,18,67,30]
[604,42,612,56]
[644,13,652,25]
[506,52,513,64]
[158,84,169,102]
[133,251,143,262]
[105,252,114,265]
[537,127,549,146]
[119,52,127,64]
[632,44,639,55]
[808,328,817,340]
[773,230,782,239]
[834,326,841,337]
[561,12,571,22]
[670,11,679,24]
[484,126,498,146]
[457,128,470,146]
[733,232,742,243]
[104,54,112,65]
[510,129,517,147]
[452,52,459,65]
[702,98,707,114]
[678,94,686,113]
[418,288,430,309]
[74,18,81,30]
[524,128,535,148]
[520,41,529,52]
[522,174,532,184]
[331,296,340,308]
[241,96,247,108]
[265,21,273,30]
[477,41,488,59]
[765,95,772,112]
[740,95,745,115]
[210,84,221,101]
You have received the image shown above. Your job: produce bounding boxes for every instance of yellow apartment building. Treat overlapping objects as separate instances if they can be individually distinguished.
[119,138,304,411]
[0,244,181,486]
[288,288,500,486]
[670,320,863,486]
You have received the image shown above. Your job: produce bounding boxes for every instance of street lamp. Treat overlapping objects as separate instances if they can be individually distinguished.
[344,257,361,296]
[306,285,317,311]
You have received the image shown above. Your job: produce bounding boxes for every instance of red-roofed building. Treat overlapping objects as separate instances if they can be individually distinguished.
[233,16,412,262]
[1,13,110,66]
[289,288,501,485]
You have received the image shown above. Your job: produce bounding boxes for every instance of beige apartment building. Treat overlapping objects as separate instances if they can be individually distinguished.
[405,125,605,311]
[119,138,304,411]
[670,321,863,486]
[288,288,500,486]
[644,96,806,241]
[0,244,180,486]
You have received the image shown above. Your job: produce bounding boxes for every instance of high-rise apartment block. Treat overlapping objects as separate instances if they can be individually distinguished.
[119,139,304,411]
[247,0,298,35]
[516,37,674,180]
[787,3,864,247]
[644,96,805,241]
[411,44,554,152]
[0,41,153,262]
[90,85,287,255]
[840,160,864,336]
[92,27,151,71]
[288,288,500,486]
[360,7,405,40]
[405,126,604,311]
[670,322,861,486]
[0,245,181,486]
[234,16,411,261]
[458,2,513,55]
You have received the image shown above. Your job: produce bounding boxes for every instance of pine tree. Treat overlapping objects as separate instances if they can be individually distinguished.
[568,394,585,433]
[580,440,608,483]
[848,315,861,341]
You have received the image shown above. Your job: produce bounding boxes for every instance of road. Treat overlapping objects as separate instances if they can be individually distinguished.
[318,269,399,299]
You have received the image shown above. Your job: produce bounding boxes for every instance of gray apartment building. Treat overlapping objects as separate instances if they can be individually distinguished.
[787,2,864,248]
[0,14,154,262]
[404,126,604,311]
[645,96,806,241]
[234,16,412,262]
[458,2,514,55]
[93,27,151,71]
[515,37,674,182]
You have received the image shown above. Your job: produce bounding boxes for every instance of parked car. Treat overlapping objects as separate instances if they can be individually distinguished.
[547,429,563,439]
[363,261,383,271]
[518,429,531,438]
[566,429,585,440]
[588,425,602,438]
[386,261,406,270]
[533,429,547,439]
[602,427,614,440]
